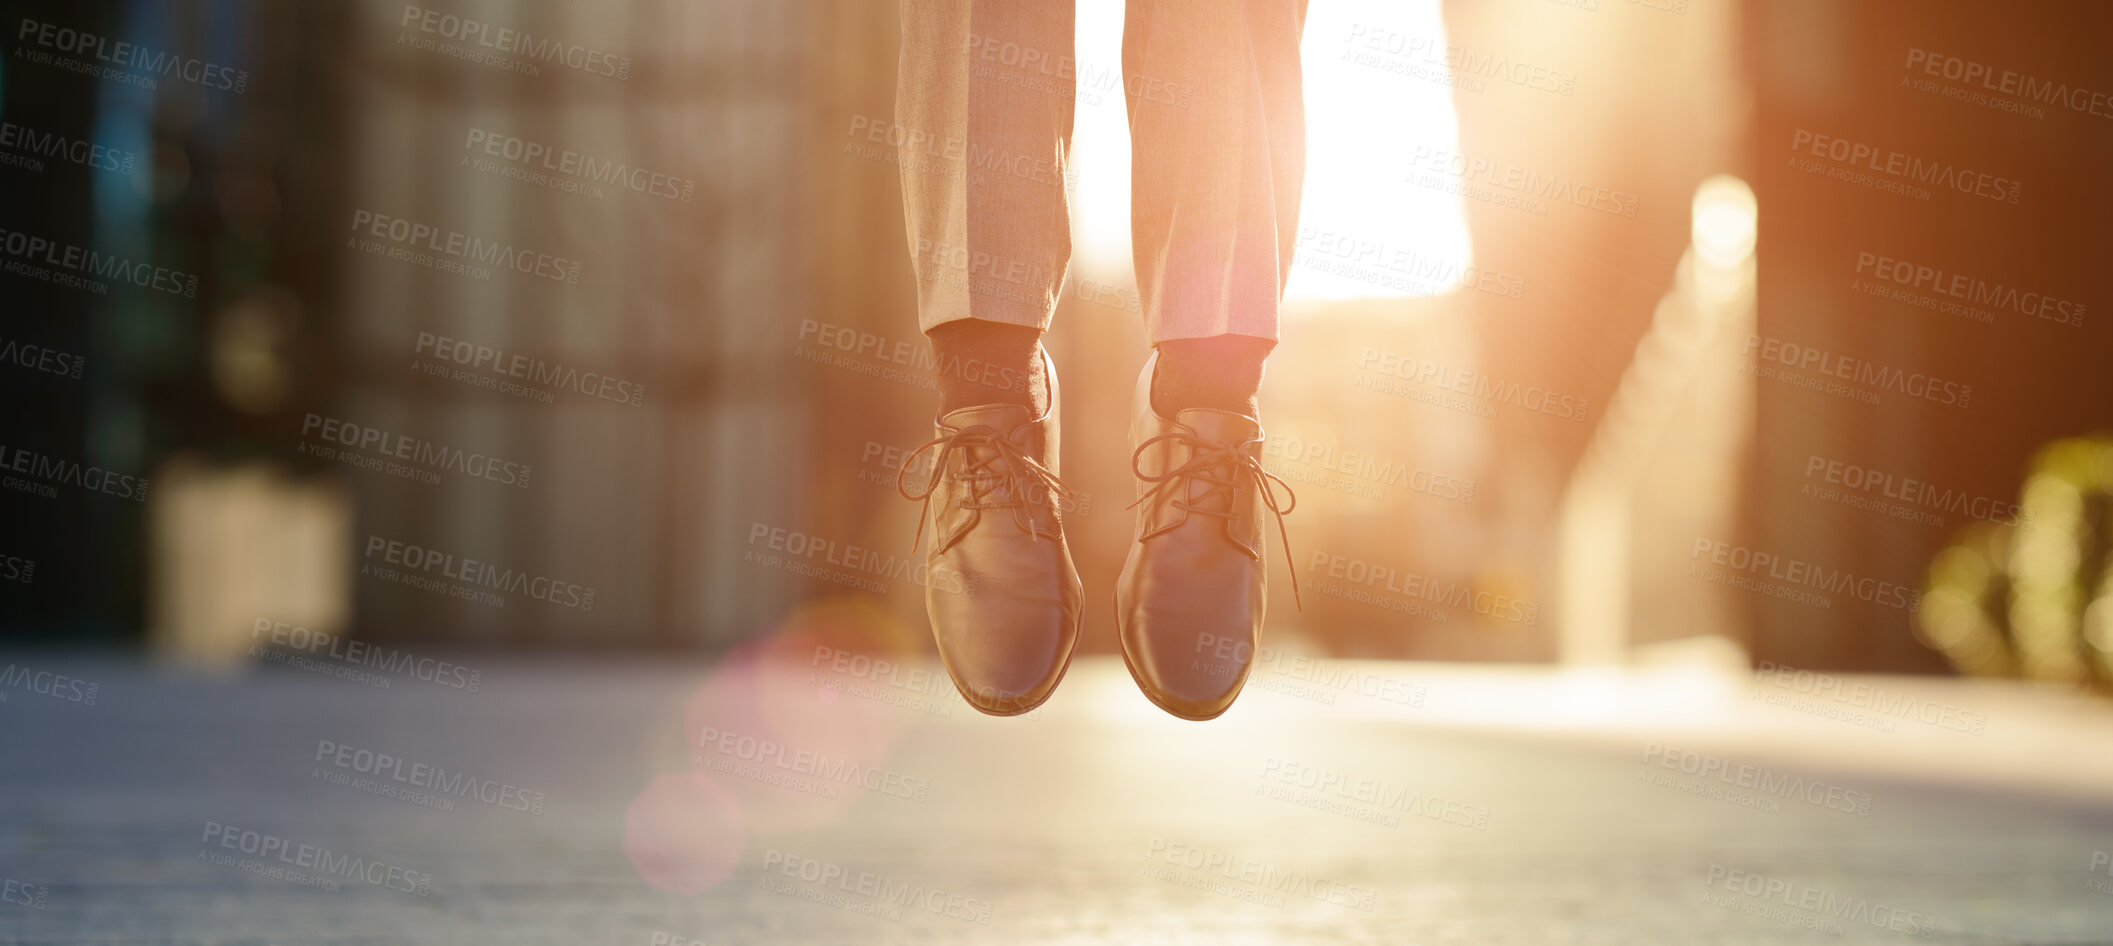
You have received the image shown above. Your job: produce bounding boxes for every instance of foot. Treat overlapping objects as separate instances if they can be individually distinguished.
[899,348,1082,716]
[1114,350,1297,720]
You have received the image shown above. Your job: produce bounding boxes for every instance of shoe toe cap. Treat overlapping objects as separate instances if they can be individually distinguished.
[1119,598,1258,721]
[929,569,1080,715]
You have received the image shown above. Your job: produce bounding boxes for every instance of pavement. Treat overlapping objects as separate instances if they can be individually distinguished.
[4,633,2113,945]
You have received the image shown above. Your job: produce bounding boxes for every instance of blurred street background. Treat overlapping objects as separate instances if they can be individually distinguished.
[2,0,2111,941]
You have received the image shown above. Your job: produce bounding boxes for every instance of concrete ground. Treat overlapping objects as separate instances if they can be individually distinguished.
[3,642,2113,945]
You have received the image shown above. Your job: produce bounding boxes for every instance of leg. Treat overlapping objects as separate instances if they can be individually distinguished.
[1116,0,1309,720]
[1123,0,1309,348]
[897,0,1077,412]
[894,0,1085,716]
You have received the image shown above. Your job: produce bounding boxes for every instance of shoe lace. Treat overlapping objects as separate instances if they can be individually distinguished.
[1127,431,1301,610]
[898,425,1074,552]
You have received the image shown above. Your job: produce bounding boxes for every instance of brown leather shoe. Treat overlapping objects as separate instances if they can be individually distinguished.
[898,348,1082,716]
[1115,350,1297,721]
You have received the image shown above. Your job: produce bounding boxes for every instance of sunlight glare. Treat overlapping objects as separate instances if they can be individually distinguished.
[1066,0,1475,304]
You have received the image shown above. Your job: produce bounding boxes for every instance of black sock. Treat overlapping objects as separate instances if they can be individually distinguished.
[1152,334,1272,417]
[927,320,1048,416]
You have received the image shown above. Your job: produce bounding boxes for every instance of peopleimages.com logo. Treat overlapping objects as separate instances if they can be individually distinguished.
[696,725,931,801]
[1355,346,1590,422]
[1904,48,2113,120]
[461,128,695,202]
[1690,537,1921,612]
[198,821,432,896]
[1642,743,1873,816]
[251,619,482,692]
[1406,146,1639,218]
[1852,250,2084,327]
[1753,661,1986,735]
[1743,334,1972,409]
[0,335,85,381]
[0,227,198,298]
[0,876,48,910]
[1788,128,2021,204]
[362,535,596,611]
[347,210,582,284]
[0,663,98,705]
[300,412,534,489]
[0,121,139,175]
[313,739,546,814]
[414,332,646,407]
[1703,864,1938,938]
[15,18,250,92]
[398,5,631,79]
[758,849,992,924]
[0,443,147,502]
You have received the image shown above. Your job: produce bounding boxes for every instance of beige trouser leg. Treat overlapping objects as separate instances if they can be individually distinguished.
[896,0,1308,344]
[895,0,1077,334]
[1124,0,1308,343]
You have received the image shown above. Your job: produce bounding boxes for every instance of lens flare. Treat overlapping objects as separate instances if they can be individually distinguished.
[623,772,747,895]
